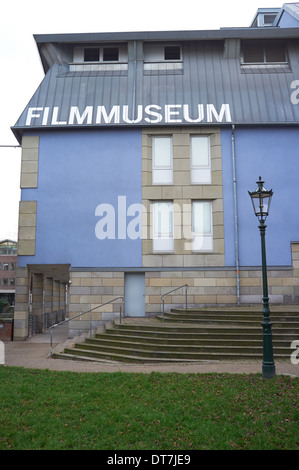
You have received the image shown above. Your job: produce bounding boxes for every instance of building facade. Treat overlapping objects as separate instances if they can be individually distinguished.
[0,240,17,307]
[12,3,299,339]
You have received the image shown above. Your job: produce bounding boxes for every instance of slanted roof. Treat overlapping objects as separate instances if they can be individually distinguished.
[11,22,299,142]
[273,2,299,25]
[0,240,17,245]
[282,2,299,19]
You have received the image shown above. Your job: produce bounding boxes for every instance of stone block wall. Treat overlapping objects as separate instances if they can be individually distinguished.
[141,127,225,268]
[68,271,124,336]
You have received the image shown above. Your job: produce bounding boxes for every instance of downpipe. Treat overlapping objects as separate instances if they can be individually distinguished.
[231,124,240,306]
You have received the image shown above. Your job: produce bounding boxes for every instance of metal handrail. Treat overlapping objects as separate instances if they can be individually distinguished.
[161,284,189,322]
[49,296,124,357]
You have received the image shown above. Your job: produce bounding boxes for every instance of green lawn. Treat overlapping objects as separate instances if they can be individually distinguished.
[0,366,298,450]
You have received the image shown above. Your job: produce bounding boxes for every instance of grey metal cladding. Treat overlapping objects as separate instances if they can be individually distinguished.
[12,34,299,140]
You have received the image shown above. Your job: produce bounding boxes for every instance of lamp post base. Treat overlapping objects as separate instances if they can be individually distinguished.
[262,362,276,379]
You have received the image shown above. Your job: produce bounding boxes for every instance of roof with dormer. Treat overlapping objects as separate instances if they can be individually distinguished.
[11,5,299,142]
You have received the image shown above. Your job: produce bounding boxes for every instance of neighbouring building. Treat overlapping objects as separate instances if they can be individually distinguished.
[11,3,299,340]
[0,239,17,306]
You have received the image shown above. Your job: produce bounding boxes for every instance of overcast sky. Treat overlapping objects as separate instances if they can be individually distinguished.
[0,0,284,241]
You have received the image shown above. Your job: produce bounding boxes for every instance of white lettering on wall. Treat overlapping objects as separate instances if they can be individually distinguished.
[52,107,67,125]
[183,104,204,123]
[25,103,233,127]
[123,105,143,124]
[144,105,163,123]
[26,107,43,125]
[69,106,93,125]
[165,104,182,123]
[206,104,232,123]
[96,105,120,124]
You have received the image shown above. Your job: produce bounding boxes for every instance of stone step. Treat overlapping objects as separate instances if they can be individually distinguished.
[111,324,299,337]
[157,317,298,327]
[92,334,292,348]
[58,343,289,362]
[54,307,299,363]
[85,337,292,354]
[171,309,298,317]
[171,308,298,315]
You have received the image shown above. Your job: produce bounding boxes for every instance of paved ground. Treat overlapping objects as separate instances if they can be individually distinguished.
[2,322,299,376]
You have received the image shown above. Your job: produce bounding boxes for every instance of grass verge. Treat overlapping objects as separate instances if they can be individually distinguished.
[0,366,298,450]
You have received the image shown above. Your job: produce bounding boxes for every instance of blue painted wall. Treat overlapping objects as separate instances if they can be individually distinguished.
[221,126,299,267]
[18,126,299,269]
[279,11,299,27]
[19,129,142,268]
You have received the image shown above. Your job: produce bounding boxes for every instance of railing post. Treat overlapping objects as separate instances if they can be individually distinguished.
[48,296,124,357]
[185,285,188,310]
[161,284,189,322]
[90,308,92,338]
[50,327,53,357]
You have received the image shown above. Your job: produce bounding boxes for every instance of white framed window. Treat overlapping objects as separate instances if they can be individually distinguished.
[153,201,174,252]
[73,46,127,63]
[152,136,173,185]
[190,135,211,184]
[143,44,182,62]
[192,201,213,251]
[84,46,119,62]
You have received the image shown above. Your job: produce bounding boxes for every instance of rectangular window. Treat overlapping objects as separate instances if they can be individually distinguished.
[190,136,211,184]
[3,263,8,271]
[164,45,181,60]
[153,202,174,252]
[83,47,120,62]
[263,14,277,26]
[84,48,100,62]
[242,41,287,64]
[103,47,119,61]
[192,201,213,251]
[152,136,173,184]
[9,278,15,287]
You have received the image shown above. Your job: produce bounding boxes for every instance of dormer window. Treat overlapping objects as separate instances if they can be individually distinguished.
[250,8,280,27]
[103,47,119,62]
[143,43,183,75]
[164,45,181,60]
[84,48,100,62]
[83,46,120,62]
[144,43,182,62]
[241,41,287,64]
[73,45,127,64]
[262,14,277,26]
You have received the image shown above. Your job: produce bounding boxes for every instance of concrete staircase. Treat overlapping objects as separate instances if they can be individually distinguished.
[53,306,299,363]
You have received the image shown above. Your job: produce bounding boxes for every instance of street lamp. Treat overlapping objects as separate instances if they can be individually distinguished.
[248,176,276,379]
